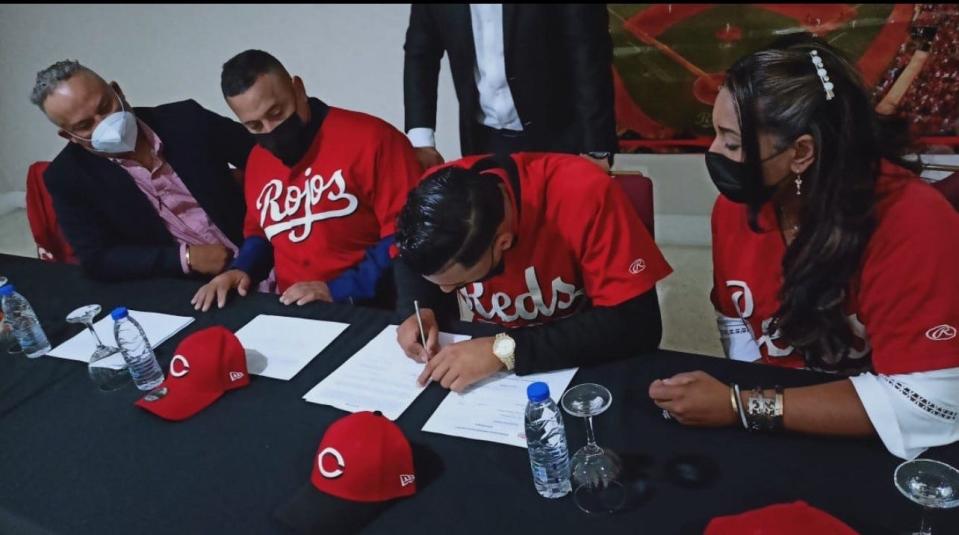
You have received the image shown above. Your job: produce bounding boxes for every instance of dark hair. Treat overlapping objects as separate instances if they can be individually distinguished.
[221,49,288,98]
[395,166,505,276]
[725,34,917,369]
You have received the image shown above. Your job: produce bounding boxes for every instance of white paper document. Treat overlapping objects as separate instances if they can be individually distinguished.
[48,310,194,364]
[235,315,349,380]
[303,325,470,420]
[422,367,579,448]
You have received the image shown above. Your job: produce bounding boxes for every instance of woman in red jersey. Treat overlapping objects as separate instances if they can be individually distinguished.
[649,35,959,459]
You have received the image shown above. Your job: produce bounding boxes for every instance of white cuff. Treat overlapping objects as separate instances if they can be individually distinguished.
[850,369,959,460]
[716,313,761,362]
[406,128,435,148]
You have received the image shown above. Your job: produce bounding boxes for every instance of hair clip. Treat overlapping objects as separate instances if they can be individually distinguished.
[809,50,834,101]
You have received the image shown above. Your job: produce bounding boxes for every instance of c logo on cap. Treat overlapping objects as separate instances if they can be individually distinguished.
[170,355,190,378]
[317,447,345,479]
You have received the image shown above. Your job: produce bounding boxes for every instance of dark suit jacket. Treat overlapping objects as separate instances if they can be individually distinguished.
[43,99,253,281]
[404,4,617,156]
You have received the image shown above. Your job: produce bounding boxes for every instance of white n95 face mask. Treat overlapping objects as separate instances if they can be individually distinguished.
[91,107,138,154]
[70,91,138,154]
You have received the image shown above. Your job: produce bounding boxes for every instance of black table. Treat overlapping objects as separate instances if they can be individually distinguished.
[1,254,957,535]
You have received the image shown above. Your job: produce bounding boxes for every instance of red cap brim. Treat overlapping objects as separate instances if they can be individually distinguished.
[134,379,224,421]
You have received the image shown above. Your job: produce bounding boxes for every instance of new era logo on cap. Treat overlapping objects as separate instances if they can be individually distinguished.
[135,326,249,421]
[310,411,416,502]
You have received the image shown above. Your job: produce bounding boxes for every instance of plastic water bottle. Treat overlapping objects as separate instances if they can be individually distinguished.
[0,284,52,358]
[112,307,164,391]
[525,382,572,498]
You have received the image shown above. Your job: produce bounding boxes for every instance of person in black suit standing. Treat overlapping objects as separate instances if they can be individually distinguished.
[404,4,618,171]
[33,60,253,282]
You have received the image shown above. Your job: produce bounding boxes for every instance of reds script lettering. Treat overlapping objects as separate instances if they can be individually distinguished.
[726,279,871,361]
[461,266,583,323]
[256,167,359,242]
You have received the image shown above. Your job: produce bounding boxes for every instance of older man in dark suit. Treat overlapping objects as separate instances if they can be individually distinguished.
[33,60,253,281]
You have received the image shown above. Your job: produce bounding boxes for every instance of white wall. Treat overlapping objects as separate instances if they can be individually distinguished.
[0,4,719,245]
[0,4,461,194]
[614,154,715,246]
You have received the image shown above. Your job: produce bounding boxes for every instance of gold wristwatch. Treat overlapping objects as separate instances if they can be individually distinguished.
[492,333,516,371]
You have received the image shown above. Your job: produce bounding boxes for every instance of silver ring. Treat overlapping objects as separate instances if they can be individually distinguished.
[662,409,672,420]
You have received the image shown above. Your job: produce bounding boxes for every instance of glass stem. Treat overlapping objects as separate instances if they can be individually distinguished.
[919,507,932,535]
[583,416,601,454]
[85,322,106,348]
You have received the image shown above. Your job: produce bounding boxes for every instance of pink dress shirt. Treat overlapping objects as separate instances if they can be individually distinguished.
[110,120,238,273]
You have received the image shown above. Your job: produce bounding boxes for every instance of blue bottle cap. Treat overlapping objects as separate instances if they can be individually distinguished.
[0,284,13,297]
[110,307,129,321]
[527,382,550,402]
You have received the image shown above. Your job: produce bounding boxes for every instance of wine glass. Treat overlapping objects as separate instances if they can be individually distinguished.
[894,459,959,535]
[561,383,626,514]
[66,304,130,391]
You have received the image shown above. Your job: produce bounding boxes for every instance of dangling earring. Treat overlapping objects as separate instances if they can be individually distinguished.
[795,174,803,196]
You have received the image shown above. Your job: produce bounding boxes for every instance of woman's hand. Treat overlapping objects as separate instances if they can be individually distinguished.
[649,371,738,427]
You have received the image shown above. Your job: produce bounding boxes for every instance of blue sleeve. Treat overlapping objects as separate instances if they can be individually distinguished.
[327,236,395,304]
[230,236,274,282]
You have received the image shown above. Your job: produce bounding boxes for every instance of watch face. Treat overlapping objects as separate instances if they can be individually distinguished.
[494,337,515,355]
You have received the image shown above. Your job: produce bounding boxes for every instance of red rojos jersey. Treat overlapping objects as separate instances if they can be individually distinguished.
[243,107,422,293]
[445,153,672,329]
[711,161,959,375]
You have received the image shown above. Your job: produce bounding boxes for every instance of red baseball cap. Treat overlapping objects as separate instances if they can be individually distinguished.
[135,326,249,421]
[705,501,858,535]
[275,411,424,534]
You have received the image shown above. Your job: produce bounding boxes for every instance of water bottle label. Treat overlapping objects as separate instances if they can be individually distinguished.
[532,465,547,481]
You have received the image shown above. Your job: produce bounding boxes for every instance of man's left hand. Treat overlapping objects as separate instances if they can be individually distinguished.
[279,281,333,306]
[416,337,505,392]
[188,244,233,276]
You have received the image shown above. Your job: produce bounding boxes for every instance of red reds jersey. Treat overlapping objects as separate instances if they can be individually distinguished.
[442,153,672,329]
[243,107,422,293]
[711,161,959,375]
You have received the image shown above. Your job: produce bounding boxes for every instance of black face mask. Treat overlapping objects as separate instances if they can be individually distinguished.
[254,110,312,168]
[705,150,789,207]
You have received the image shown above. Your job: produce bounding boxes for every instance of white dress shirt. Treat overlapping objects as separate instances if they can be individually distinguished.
[408,3,523,149]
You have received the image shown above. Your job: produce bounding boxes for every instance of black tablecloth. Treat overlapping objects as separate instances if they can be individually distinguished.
[1,254,957,535]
